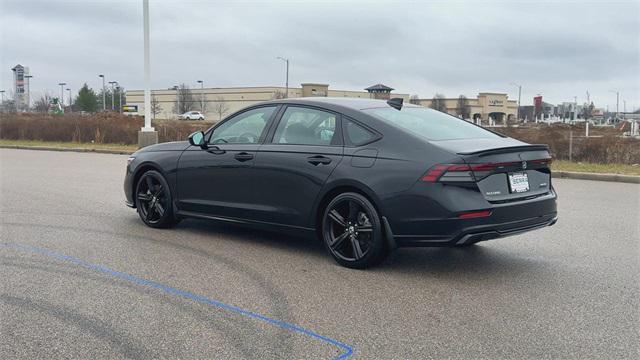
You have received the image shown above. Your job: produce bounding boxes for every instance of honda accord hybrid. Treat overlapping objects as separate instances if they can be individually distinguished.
[124,97,557,268]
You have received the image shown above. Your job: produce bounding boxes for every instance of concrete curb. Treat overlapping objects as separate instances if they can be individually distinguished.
[552,171,640,184]
[2,145,639,184]
[0,145,133,155]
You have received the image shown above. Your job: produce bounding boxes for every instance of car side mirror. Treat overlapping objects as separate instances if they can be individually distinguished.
[188,131,207,149]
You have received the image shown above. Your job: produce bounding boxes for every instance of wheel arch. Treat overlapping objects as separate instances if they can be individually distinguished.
[131,162,167,207]
[312,180,384,235]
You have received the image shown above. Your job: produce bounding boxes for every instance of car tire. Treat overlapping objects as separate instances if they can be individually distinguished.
[135,170,180,229]
[322,192,388,269]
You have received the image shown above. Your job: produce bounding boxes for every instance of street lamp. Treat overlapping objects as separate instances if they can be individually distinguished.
[58,82,67,108]
[197,80,204,112]
[509,82,521,121]
[109,81,117,111]
[276,56,289,98]
[25,75,33,110]
[66,88,72,112]
[98,74,106,111]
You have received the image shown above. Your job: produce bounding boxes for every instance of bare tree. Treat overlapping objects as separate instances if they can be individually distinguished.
[456,95,470,119]
[272,90,287,100]
[33,92,53,113]
[430,93,447,113]
[409,95,420,105]
[212,96,230,121]
[150,95,162,120]
[582,101,595,120]
[172,84,196,114]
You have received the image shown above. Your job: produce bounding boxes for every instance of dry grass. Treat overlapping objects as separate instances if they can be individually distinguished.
[0,113,214,145]
[552,160,640,176]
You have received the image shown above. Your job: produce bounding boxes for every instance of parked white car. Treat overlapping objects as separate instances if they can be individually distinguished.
[179,111,205,120]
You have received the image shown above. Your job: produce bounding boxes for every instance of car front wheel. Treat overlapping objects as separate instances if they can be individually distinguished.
[322,192,388,269]
[135,170,179,228]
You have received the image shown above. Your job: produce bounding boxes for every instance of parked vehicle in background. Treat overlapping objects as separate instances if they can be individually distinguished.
[180,111,205,120]
[125,97,558,269]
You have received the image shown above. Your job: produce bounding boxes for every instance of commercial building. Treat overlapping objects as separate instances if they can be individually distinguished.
[414,93,518,123]
[125,83,410,120]
[125,83,518,123]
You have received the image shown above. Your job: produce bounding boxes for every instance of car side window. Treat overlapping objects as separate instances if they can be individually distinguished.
[272,106,338,146]
[344,118,377,146]
[209,106,276,144]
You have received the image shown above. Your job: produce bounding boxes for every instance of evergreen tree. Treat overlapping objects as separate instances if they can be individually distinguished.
[75,83,99,112]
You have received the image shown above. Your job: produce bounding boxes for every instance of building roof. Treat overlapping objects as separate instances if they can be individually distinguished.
[365,83,394,92]
[265,97,419,111]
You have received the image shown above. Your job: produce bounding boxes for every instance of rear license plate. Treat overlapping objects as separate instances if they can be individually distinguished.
[508,172,530,193]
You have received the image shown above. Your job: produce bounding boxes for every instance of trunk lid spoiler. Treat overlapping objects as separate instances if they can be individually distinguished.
[457,144,549,156]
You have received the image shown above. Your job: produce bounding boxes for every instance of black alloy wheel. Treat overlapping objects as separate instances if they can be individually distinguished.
[135,170,179,228]
[322,192,387,268]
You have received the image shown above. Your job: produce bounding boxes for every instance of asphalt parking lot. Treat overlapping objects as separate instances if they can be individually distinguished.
[1,148,638,359]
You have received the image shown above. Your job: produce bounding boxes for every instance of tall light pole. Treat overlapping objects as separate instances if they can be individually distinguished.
[58,82,67,108]
[509,82,521,121]
[66,88,72,112]
[172,85,180,115]
[197,80,204,112]
[98,74,106,111]
[276,56,289,98]
[118,86,123,114]
[25,75,33,110]
[109,81,117,111]
[574,96,578,121]
[142,0,153,131]
[609,90,619,121]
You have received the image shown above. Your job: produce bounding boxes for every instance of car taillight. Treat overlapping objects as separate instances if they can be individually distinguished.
[421,159,552,183]
[420,164,474,183]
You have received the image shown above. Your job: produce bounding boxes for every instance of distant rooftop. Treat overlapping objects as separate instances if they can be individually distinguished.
[365,83,394,92]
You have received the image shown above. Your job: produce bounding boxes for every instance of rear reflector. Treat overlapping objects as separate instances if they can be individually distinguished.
[458,210,492,219]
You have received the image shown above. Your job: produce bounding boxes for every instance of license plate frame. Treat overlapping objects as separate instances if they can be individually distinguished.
[508,172,530,193]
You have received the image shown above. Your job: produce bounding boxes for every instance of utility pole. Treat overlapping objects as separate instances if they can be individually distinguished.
[277,57,289,98]
[510,82,521,121]
[99,74,106,111]
[197,80,204,112]
[66,88,72,112]
[109,81,117,111]
[138,0,157,146]
[58,82,67,108]
[623,100,626,120]
[574,96,578,121]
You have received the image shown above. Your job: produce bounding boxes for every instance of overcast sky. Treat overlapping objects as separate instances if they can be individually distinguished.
[1,0,638,109]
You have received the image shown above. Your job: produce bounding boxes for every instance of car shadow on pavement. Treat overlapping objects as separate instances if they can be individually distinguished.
[379,244,551,278]
[174,218,328,258]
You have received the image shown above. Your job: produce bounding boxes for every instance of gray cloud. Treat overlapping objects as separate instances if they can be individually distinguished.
[1,0,638,109]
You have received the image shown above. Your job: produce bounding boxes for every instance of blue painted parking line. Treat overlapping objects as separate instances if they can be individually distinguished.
[1,242,354,360]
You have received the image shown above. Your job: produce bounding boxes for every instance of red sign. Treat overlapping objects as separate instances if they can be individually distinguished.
[534,96,543,114]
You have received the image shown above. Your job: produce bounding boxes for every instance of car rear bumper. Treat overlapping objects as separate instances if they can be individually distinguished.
[393,212,557,247]
[387,190,558,247]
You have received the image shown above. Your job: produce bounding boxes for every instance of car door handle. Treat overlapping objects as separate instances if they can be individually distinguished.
[307,155,332,166]
[234,152,254,162]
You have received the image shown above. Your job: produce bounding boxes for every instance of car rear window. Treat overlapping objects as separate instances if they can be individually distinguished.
[364,107,501,141]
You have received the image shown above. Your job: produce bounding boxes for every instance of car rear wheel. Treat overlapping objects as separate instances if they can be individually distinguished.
[322,192,387,269]
[135,170,179,228]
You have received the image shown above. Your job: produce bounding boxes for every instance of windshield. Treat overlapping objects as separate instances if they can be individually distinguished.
[365,107,501,141]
